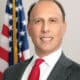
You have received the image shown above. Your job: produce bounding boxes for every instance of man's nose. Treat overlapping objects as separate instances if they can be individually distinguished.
[41,22,50,33]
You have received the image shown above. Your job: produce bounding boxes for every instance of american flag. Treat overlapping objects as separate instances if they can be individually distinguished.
[0,0,31,79]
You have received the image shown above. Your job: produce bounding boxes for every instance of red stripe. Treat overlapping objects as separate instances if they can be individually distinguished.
[20,52,25,61]
[2,24,9,38]
[0,47,9,62]
[0,72,3,80]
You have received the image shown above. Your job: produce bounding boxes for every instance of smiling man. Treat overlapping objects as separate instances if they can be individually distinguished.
[27,0,66,57]
[3,0,80,80]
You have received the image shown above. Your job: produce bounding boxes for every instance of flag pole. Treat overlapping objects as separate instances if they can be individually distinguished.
[12,0,18,64]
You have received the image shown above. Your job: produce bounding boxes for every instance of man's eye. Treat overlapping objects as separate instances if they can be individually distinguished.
[35,20,40,23]
[34,19,41,24]
[50,19,56,22]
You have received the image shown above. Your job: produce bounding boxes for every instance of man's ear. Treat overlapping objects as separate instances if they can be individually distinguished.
[64,22,67,33]
[27,23,31,36]
[62,21,67,36]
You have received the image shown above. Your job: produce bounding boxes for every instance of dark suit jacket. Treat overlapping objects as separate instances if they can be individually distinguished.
[3,54,80,80]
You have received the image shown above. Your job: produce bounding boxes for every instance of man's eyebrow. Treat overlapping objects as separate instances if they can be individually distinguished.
[30,17,44,21]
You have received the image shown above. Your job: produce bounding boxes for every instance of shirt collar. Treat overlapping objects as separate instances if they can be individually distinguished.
[33,46,62,68]
[43,47,62,68]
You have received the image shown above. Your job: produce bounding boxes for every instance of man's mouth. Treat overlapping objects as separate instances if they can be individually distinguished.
[40,37,53,42]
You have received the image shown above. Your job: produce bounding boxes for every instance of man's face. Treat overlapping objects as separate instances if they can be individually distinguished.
[28,1,66,56]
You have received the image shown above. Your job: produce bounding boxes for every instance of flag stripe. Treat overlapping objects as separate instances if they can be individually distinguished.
[0,72,3,80]
[22,49,31,60]
[0,58,8,72]
[20,52,25,61]
[2,24,9,38]
[0,47,9,61]
[0,35,9,51]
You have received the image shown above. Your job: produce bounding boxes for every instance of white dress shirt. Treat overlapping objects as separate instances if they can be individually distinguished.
[21,47,62,80]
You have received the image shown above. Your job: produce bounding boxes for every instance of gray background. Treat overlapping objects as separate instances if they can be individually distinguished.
[0,0,80,63]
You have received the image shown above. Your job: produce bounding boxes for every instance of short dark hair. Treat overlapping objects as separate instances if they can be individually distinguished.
[27,0,65,23]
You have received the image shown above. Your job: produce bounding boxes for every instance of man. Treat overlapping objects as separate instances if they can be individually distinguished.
[3,0,80,80]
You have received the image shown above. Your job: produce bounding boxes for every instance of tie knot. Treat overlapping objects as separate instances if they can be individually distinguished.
[35,58,44,66]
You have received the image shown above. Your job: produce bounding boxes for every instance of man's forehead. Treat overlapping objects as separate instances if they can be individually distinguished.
[28,0,65,22]
[30,1,62,18]
[32,0,59,10]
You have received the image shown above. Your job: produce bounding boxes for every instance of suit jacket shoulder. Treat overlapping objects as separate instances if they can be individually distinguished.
[67,59,80,80]
[47,54,80,80]
[3,57,33,80]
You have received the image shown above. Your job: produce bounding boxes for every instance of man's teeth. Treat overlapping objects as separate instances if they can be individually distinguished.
[40,37,52,41]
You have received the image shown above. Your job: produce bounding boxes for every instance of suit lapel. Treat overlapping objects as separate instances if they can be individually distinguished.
[47,53,72,80]
[13,57,33,80]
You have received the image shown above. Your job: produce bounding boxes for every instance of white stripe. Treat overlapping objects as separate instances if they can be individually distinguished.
[19,49,32,60]
[4,14,9,27]
[22,49,33,60]
[0,35,9,51]
[0,58,8,73]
